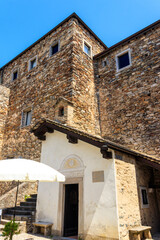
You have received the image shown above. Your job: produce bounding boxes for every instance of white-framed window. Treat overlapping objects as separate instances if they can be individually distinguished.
[50,41,60,56]
[83,40,92,57]
[11,69,18,81]
[28,56,37,71]
[21,109,32,127]
[116,49,131,71]
[140,187,149,208]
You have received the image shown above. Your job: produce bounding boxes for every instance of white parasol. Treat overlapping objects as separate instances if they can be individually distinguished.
[0,159,65,182]
[0,159,65,218]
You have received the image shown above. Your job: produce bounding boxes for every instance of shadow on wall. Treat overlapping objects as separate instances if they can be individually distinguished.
[135,163,160,233]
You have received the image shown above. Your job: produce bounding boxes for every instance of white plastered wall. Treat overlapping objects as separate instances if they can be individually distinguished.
[36,131,119,239]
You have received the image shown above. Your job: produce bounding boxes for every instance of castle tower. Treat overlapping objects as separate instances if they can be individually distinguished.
[0,14,106,160]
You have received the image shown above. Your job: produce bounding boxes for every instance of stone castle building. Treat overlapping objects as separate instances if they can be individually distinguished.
[0,13,160,239]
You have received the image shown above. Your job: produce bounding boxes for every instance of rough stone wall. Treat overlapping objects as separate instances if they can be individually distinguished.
[71,19,105,135]
[115,152,141,240]
[0,18,75,160]
[0,86,18,197]
[136,163,160,233]
[0,17,104,160]
[95,25,160,158]
[0,181,37,208]
[0,85,10,159]
[115,151,160,239]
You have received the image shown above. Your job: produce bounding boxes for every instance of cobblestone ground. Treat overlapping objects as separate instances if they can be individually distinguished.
[0,232,51,240]
[0,232,78,240]
[0,232,159,240]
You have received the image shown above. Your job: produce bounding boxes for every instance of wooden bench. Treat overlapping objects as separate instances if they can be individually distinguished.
[129,226,152,240]
[33,221,53,236]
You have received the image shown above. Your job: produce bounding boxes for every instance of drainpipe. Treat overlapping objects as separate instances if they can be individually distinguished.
[95,63,102,135]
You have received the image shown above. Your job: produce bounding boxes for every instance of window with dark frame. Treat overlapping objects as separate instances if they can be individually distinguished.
[21,110,32,127]
[51,43,59,56]
[30,58,36,70]
[12,70,18,81]
[117,52,130,70]
[84,42,91,56]
[141,189,148,205]
[140,187,149,208]
[58,106,64,117]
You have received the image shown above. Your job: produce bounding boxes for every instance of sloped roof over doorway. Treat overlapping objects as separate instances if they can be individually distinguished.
[31,119,160,171]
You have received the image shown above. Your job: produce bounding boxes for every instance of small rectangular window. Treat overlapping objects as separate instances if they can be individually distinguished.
[102,58,108,67]
[12,70,18,81]
[116,50,131,71]
[21,110,32,127]
[140,187,149,208]
[141,189,148,205]
[102,60,107,67]
[29,57,37,71]
[13,71,18,80]
[30,59,36,69]
[83,41,92,57]
[51,43,59,56]
[118,52,129,69]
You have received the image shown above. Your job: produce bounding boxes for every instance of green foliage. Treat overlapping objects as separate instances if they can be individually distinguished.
[2,220,20,240]
[24,194,31,201]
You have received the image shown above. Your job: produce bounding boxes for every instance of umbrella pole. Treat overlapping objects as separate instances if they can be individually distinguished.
[13,181,19,219]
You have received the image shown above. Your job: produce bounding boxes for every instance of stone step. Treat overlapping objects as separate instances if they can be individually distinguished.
[6,209,32,215]
[2,192,37,228]
[30,194,37,198]
[2,214,32,221]
[26,197,37,203]
[14,205,36,211]
[20,201,36,207]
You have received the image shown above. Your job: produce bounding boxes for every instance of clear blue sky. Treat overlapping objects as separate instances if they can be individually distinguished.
[0,0,159,67]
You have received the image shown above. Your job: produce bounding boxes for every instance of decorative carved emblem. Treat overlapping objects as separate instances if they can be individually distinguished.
[59,154,85,178]
[63,158,80,169]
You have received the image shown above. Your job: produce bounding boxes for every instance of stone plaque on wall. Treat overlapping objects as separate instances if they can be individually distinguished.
[92,171,104,183]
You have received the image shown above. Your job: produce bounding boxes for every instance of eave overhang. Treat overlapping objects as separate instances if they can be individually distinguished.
[31,119,160,170]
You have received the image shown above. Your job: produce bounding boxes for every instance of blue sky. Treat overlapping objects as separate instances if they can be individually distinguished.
[0,0,159,67]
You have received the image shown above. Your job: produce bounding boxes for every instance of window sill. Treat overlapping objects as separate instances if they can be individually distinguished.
[28,66,37,72]
[116,64,132,74]
[49,50,60,58]
[83,51,92,59]
[20,124,31,129]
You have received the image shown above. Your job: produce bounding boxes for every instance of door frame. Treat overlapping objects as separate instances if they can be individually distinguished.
[57,177,84,237]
